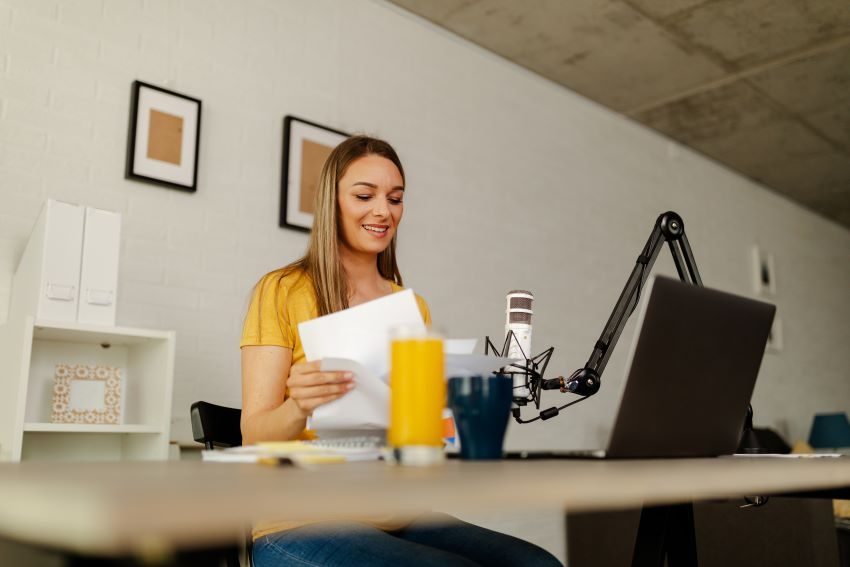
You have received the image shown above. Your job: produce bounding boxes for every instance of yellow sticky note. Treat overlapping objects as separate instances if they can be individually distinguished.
[257,441,322,453]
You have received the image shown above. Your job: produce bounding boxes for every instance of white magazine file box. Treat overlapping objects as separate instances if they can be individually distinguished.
[11,199,85,323]
[77,207,121,325]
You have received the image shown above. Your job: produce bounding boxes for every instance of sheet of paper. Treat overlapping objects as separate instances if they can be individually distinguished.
[299,289,425,379]
[313,358,389,429]
[445,338,477,354]
[446,353,520,378]
[299,290,424,431]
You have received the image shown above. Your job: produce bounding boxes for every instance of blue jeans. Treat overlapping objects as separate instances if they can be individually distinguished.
[253,512,562,566]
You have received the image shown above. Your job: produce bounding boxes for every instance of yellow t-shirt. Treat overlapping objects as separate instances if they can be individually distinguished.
[240,267,432,359]
[240,267,432,538]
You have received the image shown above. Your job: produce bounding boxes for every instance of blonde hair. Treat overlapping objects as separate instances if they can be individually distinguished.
[275,136,405,316]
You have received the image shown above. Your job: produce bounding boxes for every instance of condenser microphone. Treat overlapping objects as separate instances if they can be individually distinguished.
[505,290,533,398]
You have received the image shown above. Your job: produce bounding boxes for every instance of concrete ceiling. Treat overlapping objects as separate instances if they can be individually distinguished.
[389,0,850,229]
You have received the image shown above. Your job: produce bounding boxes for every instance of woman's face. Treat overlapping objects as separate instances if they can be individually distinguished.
[337,154,404,257]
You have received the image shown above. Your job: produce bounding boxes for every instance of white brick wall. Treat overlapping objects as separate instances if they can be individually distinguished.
[1,1,849,559]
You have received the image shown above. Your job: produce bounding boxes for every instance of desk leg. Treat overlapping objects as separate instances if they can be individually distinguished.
[667,503,698,567]
[631,503,698,567]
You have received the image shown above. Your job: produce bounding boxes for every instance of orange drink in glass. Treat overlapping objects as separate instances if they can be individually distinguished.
[388,326,445,465]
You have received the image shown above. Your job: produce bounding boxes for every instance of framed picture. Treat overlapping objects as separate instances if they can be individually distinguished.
[751,245,777,296]
[51,364,122,425]
[280,115,348,231]
[125,80,202,192]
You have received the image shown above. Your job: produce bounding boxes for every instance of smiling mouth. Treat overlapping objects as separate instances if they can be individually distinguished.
[363,224,389,235]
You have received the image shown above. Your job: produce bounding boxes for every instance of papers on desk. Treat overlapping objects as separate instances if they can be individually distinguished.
[299,290,518,431]
[730,452,843,458]
[202,442,383,465]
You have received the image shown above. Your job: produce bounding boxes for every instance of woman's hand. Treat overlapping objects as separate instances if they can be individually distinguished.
[286,360,355,417]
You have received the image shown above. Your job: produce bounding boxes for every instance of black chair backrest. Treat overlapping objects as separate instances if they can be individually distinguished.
[190,401,242,450]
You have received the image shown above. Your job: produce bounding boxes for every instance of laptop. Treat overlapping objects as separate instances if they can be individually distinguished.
[507,275,776,459]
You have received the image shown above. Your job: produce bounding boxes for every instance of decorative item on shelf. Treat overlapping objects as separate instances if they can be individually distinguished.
[51,364,122,425]
[126,80,202,192]
[280,115,348,231]
[808,412,850,451]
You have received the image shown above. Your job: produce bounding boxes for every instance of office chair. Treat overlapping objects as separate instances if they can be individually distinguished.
[190,401,249,567]
[190,401,243,450]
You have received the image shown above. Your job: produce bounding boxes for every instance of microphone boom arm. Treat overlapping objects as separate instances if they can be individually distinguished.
[493,211,706,424]
[563,211,703,397]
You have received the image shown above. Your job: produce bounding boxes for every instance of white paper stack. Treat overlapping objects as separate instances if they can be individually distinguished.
[202,441,383,465]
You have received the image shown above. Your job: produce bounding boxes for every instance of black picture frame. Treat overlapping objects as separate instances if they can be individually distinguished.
[125,80,202,193]
[280,115,348,231]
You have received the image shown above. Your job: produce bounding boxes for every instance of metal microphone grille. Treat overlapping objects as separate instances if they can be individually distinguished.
[509,311,532,324]
[507,291,533,325]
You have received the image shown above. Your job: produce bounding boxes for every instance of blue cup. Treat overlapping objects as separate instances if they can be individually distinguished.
[447,374,513,460]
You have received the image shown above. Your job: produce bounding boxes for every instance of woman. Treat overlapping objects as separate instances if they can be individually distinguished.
[241,136,561,566]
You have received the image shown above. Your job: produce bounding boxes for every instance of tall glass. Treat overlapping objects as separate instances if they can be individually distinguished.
[388,325,445,465]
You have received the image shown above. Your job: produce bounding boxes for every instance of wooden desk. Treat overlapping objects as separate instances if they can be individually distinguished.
[0,457,849,559]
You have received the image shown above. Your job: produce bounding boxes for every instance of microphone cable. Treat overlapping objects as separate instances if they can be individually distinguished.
[511,395,590,424]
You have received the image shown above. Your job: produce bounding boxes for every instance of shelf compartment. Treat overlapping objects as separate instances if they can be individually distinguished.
[21,430,167,461]
[0,316,175,462]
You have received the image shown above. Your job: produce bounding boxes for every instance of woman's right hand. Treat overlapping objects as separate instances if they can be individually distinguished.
[286,360,355,417]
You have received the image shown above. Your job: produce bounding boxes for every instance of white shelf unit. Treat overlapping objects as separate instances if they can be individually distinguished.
[0,317,175,462]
